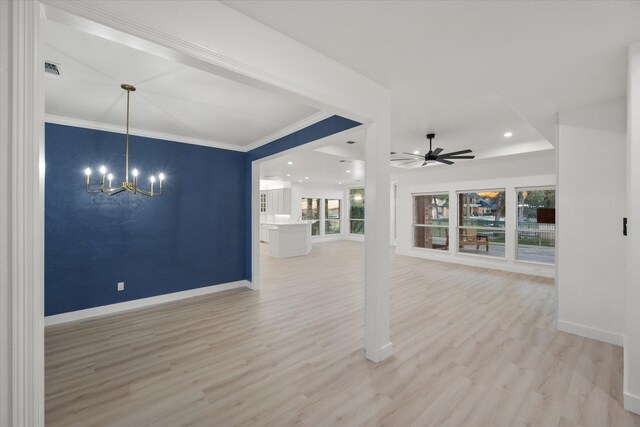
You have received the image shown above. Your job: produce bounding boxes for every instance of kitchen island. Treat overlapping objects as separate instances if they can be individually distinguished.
[266,222,312,258]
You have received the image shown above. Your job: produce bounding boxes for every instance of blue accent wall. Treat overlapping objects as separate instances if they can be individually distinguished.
[45,123,246,316]
[244,115,361,279]
[45,116,360,315]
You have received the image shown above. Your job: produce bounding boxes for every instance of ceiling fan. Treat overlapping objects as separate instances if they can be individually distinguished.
[391,133,475,167]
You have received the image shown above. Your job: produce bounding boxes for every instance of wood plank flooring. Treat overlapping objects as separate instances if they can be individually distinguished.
[45,241,640,426]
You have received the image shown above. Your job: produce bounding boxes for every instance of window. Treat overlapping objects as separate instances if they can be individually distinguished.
[516,188,556,264]
[458,190,506,257]
[260,193,266,213]
[325,199,341,234]
[349,188,365,234]
[301,198,320,235]
[413,193,449,250]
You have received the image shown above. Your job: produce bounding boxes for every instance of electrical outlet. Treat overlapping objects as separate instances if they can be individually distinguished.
[117,282,125,291]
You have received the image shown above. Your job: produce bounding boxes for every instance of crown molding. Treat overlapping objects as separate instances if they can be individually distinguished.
[46,112,335,154]
[45,114,246,152]
[243,111,333,152]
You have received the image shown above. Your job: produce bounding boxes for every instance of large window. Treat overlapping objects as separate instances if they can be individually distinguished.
[516,188,556,263]
[349,188,365,234]
[325,199,341,234]
[301,198,320,236]
[458,190,506,257]
[413,193,449,250]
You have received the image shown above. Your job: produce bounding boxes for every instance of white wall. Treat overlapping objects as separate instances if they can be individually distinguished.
[626,42,640,414]
[557,99,627,346]
[394,150,556,277]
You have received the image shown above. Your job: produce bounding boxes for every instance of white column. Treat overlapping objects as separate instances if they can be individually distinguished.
[625,41,640,415]
[364,121,393,362]
[0,1,45,425]
[251,161,261,290]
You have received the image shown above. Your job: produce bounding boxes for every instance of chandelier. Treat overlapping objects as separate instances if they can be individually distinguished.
[84,84,165,197]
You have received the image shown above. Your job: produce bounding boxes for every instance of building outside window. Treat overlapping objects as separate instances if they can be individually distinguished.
[458,190,506,257]
[301,198,320,235]
[325,199,341,234]
[516,187,556,263]
[413,193,449,250]
[349,188,365,234]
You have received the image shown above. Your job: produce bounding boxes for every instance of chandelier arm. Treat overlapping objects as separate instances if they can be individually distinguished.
[131,188,160,197]
[107,186,128,196]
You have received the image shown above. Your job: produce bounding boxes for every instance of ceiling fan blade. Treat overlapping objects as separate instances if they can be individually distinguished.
[432,147,444,156]
[438,149,473,157]
[439,155,475,160]
[390,158,417,161]
[421,161,428,167]
[399,160,420,166]
[402,152,425,158]
[436,158,454,165]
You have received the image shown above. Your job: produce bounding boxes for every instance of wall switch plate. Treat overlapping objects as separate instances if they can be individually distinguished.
[117,282,125,291]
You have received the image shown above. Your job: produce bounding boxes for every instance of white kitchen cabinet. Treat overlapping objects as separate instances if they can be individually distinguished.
[260,224,270,242]
[259,188,291,215]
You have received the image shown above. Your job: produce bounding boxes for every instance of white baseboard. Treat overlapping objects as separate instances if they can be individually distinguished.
[624,391,640,415]
[395,248,555,278]
[45,280,251,326]
[366,342,394,363]
[556,319,624,346]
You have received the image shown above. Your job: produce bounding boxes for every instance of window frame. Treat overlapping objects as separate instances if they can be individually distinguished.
[300,197,321,236]
[514,186,556,265]
[456,188,507,258]
[412,192,450,251]
[325,198,341,235]
[348,187,365,235]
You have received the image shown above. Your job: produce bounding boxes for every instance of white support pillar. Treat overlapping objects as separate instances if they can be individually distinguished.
[0,1,45,425]
[364,121,393,362]
[625,41,640,415]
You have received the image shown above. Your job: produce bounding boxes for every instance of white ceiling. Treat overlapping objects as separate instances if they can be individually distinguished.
[223,0,640,149]
[43,19,319,149]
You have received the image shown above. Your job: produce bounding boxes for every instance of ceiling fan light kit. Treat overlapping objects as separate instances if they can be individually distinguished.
[84,84,167,197]
[391,133,475,168]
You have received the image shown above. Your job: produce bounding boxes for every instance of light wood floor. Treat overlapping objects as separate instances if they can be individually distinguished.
[45,241,640,426]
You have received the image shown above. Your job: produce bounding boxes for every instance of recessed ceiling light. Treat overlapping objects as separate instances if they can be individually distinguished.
[346,170,351,173]
[298,179,303,182]
[504,132,513,138]
[304,177,309,179]
[338,181,342,184]
[286,174,291,177]
[413,150,420,155]
[287,161,293,165]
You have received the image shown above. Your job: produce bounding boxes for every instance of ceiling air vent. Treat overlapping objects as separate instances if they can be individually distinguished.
[44,61,62,78]
[345,140,357,145]
[339,160,354,163]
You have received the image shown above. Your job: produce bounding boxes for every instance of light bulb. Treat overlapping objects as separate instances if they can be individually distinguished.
[413,150,420,155]
[159,173,165,181]
[346,170,351,173]
[504,132,513,138]
[107,173,113,180]
[150,176,156,183]
[132,168,139,177]
[84,167,92,176]
[99,165,107,174]
[287,161,293,165]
